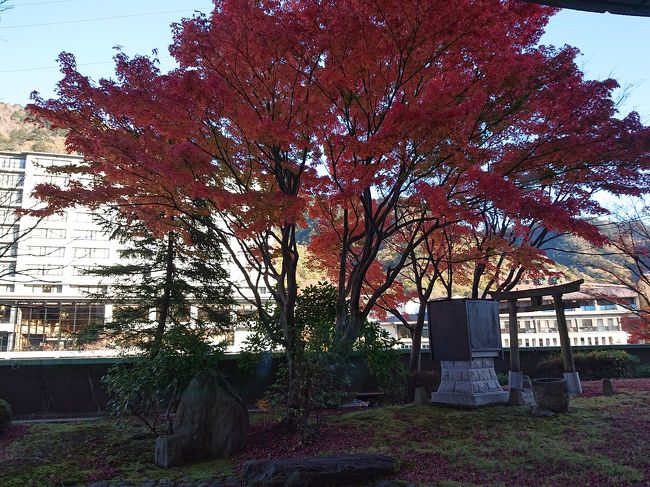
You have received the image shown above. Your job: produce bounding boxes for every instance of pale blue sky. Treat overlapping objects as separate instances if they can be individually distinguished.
[0,1,647,123]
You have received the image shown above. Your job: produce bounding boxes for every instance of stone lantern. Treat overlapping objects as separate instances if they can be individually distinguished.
[428,299,508,407]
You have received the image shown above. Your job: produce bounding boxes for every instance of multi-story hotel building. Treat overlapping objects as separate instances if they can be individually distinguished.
[0,151,269,356]
[0,151,121,353]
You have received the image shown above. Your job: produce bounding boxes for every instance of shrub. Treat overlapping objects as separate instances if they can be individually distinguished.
[496,372,509,387]
[0,399,12,433]
[534,350,640,380]
[633,363,650,378]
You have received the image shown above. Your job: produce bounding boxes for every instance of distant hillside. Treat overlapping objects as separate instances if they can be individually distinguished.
[0,102,67,153]
[544,225,639,284]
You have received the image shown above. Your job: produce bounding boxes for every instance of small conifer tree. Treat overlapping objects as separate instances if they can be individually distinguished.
[83,211,234,433]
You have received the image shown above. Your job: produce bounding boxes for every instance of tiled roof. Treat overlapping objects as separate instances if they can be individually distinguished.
[525,0,650,16]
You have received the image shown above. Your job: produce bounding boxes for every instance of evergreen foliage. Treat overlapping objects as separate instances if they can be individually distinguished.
[82,213,234,433]
[0,398,12,433]
[535,350,640,380]
[244,282,404,431]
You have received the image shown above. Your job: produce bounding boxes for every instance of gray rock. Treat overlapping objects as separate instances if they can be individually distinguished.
[87,483,110,487]
[208,479,240,487]
[156,478,174,487]
[603,378,615,396]
[155,370,249,468]
[242,453,397,487]
[532,378,569,413]
[137,481,157,487]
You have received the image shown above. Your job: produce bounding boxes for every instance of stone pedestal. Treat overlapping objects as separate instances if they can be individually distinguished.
[431,358,508,407]
[413,387,429,405]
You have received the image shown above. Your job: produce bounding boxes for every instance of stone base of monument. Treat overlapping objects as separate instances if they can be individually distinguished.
[431,358,508,407]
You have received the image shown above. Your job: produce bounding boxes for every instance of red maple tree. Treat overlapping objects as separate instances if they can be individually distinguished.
[28,0,650,421]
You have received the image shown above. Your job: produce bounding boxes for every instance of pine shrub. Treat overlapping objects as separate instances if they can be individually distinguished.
[534,350,639,380]
[0,399,12,433]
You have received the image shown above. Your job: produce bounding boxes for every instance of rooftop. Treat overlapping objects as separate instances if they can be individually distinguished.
[526,0,650,16]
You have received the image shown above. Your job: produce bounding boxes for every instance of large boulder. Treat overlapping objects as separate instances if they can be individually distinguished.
[155,370,249,467]
[242,453,397,487]
[531,377,569,416]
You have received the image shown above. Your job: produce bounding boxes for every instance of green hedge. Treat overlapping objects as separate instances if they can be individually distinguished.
[534,350,640,380]
[0,399,12,433]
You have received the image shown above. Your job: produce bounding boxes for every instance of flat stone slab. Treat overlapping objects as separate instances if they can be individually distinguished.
[241,453,397,487]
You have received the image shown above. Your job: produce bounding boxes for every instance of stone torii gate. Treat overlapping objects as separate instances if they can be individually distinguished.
[490,279,584,405]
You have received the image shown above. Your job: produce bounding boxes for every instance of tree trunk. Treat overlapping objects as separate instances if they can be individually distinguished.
[406,304,427,402]
[152,232,175,357]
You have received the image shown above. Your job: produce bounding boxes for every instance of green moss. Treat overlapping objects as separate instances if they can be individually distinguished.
[328,396,647,485]
[4,388,650,486]
[0,420,233,486]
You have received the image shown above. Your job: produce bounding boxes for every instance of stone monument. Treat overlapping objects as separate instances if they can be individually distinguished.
[428,299,508,407]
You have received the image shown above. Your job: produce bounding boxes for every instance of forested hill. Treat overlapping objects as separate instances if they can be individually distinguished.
[0,102,66,153]
[544,229,637,284]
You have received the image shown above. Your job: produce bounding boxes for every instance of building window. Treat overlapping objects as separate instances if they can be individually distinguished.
[0,173,24,187]
[0,209,18,225]
[597,299,616,311]
[0,157,25,169]
[42,213,67,222]
[29,228,66,239]
[396,325,411,339]
[0,189,23,206]
[34,174,69,186]
[0,261,17,277]
[30,264,63,276]
[0,224,19,242]
[74,212,98,223]
[552,337,557,345]
[607,318,618,331]
[72,285,107,295]
[581,319,594,331]
[72,265,95,276]
[26,284,62,293]
[0,305,11,322]
[73,247,109,259]
[1,243,17,257]
[73,229,109,240]
[27,246,65,257]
